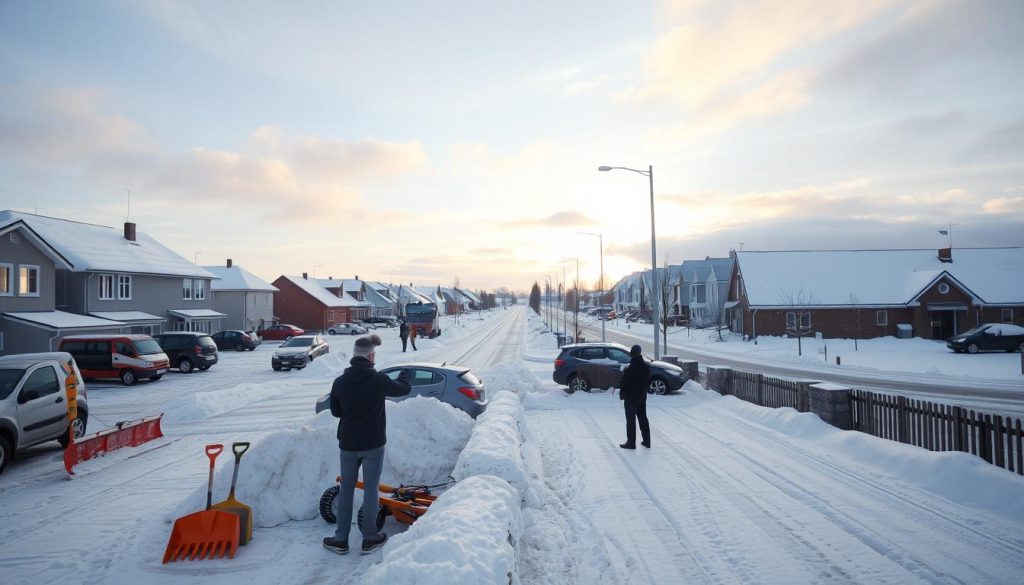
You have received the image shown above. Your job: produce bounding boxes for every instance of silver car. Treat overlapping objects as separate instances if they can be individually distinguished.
[327,323,369,336]
[316,362,487,418]
[0,352,89,474]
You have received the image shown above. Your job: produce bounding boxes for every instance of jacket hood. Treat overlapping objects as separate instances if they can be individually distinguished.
[341,357,377,384]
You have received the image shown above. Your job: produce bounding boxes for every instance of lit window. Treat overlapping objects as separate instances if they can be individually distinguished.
[18,265,40,296]
[0,263,11,296]
[118,275,132,300]
[99,274,115,300]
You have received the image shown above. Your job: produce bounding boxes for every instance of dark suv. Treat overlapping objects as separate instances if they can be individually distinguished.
[553,342,686,395]
[154,332,219,373]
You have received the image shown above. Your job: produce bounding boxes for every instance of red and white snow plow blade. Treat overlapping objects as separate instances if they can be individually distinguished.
[64,415,165,475]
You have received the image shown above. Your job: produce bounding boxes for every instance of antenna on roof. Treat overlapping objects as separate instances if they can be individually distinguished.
[124,188,133,221]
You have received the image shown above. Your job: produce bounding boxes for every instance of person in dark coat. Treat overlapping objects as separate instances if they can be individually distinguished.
[399,321,409,352]
[618,344,651,449]
[323,334,410,555]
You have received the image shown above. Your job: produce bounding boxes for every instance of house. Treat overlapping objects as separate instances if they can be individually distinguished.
[610,272,644,314]
[727,248,1024,340]
[454,288,482,310]
[439,287,464,315]
[204,259,278,331]
[316,277,373,321]
[640,265,683,318]
[679,257,734,326]
[272,273,362,331]
[396,284,436,317]
[0,211,223,353]
[415,286,447,313]
[363,281,399,317]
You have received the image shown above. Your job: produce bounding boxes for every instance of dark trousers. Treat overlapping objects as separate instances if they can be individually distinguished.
[410,336,417,350]
[624,399,650,446]
[401,336,408,352]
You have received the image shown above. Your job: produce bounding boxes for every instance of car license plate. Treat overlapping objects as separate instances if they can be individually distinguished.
[157,368,168,375]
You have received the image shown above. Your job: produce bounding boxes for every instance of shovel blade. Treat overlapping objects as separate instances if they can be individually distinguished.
[162,509,240,564]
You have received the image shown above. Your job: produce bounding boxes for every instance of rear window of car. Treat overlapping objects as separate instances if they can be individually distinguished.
[282,337,312,347]
[458,371,481,385]
[198,336,217,349]
[0,367,26,400]
[133,339,163,355]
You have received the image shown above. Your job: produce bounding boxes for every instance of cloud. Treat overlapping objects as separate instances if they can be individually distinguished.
[982,197,1024,214]
[562,75,611,97]
[503,211,597,228]
[469,247,513,256]
[446,141,555,176]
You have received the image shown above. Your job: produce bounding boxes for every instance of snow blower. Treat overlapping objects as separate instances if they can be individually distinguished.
[319,477,455,530]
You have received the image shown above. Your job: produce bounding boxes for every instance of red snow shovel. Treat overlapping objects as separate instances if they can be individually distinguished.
[212,442,253,545]
[162,444,240,563]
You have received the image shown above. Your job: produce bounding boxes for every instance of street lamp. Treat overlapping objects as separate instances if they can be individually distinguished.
[578,232,605,342]
[543,274,552,330]
[599,164,660,359]
[559,256,580,341]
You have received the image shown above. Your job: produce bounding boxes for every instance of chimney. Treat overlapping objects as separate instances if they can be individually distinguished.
[226,258,233,268]
[328,276,333,280]
[124,222,136,241]
[302,272,308,279]
[355,275,359,281]
[938,247,953,263]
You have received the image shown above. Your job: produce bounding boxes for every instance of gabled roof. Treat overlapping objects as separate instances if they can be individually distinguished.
[736,248,1024,307]
[205,265,278,292]
[398,285,434,305]
[316,278,363,292]
[0,210,215,278]
[363,284,397,308]
[456,288,481,303]
[681,258,734,284]
[0,219,73,269]
[279,275,361,307]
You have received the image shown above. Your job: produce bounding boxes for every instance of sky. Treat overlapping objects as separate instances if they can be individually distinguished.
[1,0,1022,292]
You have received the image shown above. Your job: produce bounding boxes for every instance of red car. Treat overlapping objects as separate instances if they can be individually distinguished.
[257,324,305,341]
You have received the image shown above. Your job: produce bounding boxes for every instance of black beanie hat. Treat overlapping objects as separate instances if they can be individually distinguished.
[630,344,642,357]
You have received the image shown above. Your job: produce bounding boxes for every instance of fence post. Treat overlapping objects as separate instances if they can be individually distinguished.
[755,373,764,406]
[808,382,853,430]
[866,391,875,436]
[981,415,993,463]
[705,366,733,396]
[896,396,909,444]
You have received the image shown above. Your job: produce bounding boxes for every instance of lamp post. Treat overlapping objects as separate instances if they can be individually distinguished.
[599,164,660,359]
[543,274,552,330]
[578,232,605,342]
[559,256,580,341]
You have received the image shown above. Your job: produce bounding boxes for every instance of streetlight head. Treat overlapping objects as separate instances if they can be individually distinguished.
[598,166,612,172]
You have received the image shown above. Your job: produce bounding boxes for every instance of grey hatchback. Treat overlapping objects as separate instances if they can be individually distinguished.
[316,362,487,418]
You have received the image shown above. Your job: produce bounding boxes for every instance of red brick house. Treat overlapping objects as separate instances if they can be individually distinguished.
[726,247,1024,340]
[272,274,362,331]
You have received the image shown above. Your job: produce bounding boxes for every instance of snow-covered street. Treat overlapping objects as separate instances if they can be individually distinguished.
[1,306,1022,584]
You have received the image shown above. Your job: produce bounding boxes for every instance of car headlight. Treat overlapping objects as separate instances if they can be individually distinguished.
[665,369,682,377]
[144,361,154,368]
[954,338,966,343]
[273,352,280,359]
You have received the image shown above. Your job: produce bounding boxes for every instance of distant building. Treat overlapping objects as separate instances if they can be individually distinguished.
[204,259,278,331]
[272,273,362,331]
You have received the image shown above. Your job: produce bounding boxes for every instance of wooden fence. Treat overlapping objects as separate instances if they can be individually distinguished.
[728,371,805,412]
[850,389,1024,476]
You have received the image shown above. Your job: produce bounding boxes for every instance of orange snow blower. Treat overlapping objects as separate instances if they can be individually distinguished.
[163,444,240,564]
[319,477,454,531]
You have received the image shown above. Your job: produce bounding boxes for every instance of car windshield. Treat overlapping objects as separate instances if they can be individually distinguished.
[282,337,313,347]
[133,339,163,355]
[0,367,26,400]
[458,371,481,385]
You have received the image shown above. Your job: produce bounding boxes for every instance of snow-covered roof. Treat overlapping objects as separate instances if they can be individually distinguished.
[90,311,164,322]
[280,275,361,307]
[736,248,1024,307]
[363,284,397,308]
[681,258,734,284]
[455,288,481,303]
[3,310,125,329]
[398,285,434,305]
[0,219,73,269]
[316,278,362,291]
[415,286,444,303]
[0,211,215,278]
[204,265,278,292]
[168,309,228,319]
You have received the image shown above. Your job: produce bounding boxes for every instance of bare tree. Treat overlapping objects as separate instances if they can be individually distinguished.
[779,284,817,356]
[657,265,676,350]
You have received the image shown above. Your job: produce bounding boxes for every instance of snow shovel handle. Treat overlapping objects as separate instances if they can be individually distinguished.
[228,442,250,498]
[205,444,223,510]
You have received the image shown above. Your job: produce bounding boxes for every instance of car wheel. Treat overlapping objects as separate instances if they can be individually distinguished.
[58,413,87,448]
[648,377,668,395]
[967,343,980,354]
[272,365,282,371]
[328,330,336,336]
[178,358,194,373]
[357,505,387,532]
[235,342,245,351]
[199,366,210,371]
[151,374,163,380]
[568,374,590,393]
[0,434,10,474]
[351,330,358,335]
[319,485,339,523]
[248,347,255,351]
[120,368,137,386]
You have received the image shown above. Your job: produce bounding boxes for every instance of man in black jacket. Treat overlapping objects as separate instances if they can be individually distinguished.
[323,334,410,555]
[399,321,409,352]
[618,344,651,449]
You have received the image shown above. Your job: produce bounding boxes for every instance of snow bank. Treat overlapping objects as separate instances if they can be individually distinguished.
[293,350,348,378]
[162,381,294,424]
[363,474,523,585]
[452,390,528,495]
[167,397,473,527]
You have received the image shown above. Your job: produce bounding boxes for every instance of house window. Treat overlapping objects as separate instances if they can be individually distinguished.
[18,265,40,296]
[117,275,132,300]
[0,263,11,296]
[938,283,950,294]
[876,310,888,326]
[786,312,811,329]
[193,280,205,300]
[183,278,193,300]
[99,274,115,300]
[1003,308,1014,323]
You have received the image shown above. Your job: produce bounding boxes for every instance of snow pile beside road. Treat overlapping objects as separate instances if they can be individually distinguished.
[452,390,528,494]
[162,381,294,424]
[168,397,474,527]
[294,350,348,378]
[363,474,523,585]
[385,396,475,484]
[483,359,567,409]
[523,312,558,362]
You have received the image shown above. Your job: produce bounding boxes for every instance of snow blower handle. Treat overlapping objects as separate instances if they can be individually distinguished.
[228,442,250,498]
[205,444,224,510]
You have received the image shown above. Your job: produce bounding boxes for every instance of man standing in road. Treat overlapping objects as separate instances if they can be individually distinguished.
[409,324,418,351]
[323,334,410,555]
[618,344,651,449]
[399,320,409,352]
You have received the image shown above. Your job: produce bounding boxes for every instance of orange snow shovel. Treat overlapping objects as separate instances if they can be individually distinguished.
[212,442,253,545]
[162,444,240,563]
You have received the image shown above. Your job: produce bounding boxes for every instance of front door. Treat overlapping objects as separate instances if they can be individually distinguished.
[16,364,67,446]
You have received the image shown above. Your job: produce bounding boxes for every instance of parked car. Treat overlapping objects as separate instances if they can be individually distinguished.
[154,332,219,373]
[258,324,304,341]
[327,322,368,336]
[315,362,487,418]
[947,323,1024,354]
[553,342,686,395]
[0,352,89,474]
[211,330,261,351]
[58,334,170,386]
[272,334,329,370]
[364,316,398,328]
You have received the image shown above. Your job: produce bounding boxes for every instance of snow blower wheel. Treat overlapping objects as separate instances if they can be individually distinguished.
[318,484,387,531]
